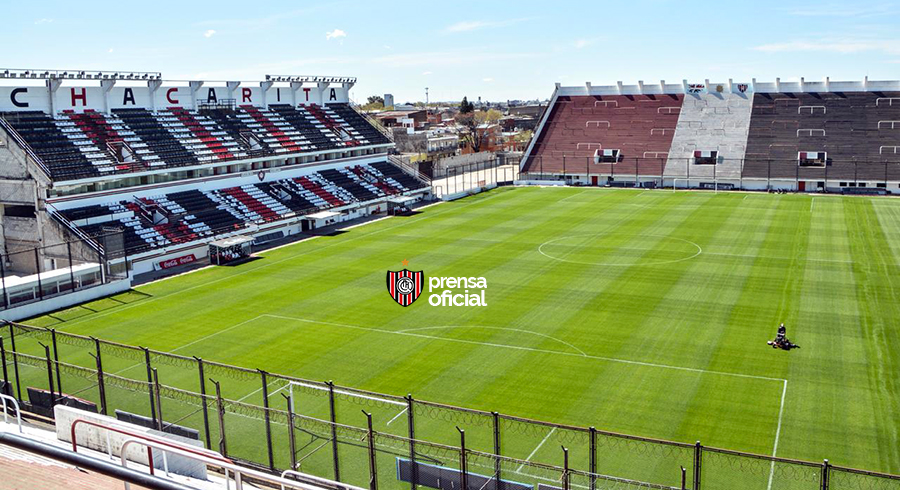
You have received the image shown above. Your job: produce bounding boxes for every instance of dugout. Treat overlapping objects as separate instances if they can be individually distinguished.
[305,210,342,230]
[208,236,253,265]
[387,195,416,215]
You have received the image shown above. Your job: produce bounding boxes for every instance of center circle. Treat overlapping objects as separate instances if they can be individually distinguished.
[396,277,415,294]
[538,234,702,266]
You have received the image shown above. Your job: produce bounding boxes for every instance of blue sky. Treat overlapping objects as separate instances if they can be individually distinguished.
[3,0,900,103]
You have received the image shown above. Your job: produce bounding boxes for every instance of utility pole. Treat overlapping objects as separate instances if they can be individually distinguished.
[425,87,429,106]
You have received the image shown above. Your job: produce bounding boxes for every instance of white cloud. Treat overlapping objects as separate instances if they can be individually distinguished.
[422,71,433,76]
[574,39,591,49]
[34,18,53,25]
[443,17,533,34]
[326,28,347,40]
[108,48,114,53]
[483,77,494,82]
[752,38,900,55]
[383,45,392,50]
[203,29,217,38]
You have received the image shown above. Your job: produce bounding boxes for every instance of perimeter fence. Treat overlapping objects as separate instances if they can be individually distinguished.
[1,321,898,490]
[519,155,900,193]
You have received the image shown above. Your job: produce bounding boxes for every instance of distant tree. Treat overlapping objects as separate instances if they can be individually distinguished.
[455,112,488,152]
[513,129,533,143]
[459,96,474,114]
[367,95,384,105]
[478,109,502,125]
[361,101,384,112]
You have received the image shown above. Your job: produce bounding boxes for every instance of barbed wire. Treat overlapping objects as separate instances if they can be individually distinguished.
[99,343,145,362]
[415,403,493,427]
[50,332,94,349]
[829,469,900,490]
[203,361,258,381]
[595,433,691,463]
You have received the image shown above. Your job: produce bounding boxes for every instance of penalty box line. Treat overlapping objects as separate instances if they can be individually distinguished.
[183,313,787,483]
[261,314,786,383]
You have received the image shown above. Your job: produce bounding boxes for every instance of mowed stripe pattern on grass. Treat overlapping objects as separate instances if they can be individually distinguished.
[24,187,900,476]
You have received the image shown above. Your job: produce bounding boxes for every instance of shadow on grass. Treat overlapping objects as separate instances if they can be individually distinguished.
[219,256,264,267]
[308,229,349,237]
[26,289,154,327]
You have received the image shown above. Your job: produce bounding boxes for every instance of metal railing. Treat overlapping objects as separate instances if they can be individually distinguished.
[518,155,900,191]
[0,114,53,179]
[2,321,899,490]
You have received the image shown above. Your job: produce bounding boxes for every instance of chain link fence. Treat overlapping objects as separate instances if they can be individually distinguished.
[518,156,900,194]
[1,320,898,490]
[0,229,127,313]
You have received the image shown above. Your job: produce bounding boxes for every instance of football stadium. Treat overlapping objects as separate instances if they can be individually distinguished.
[1,6,900,490]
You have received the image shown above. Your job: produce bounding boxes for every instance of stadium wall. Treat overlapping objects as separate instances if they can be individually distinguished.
[0,276,130,321]
[522,77,900,191]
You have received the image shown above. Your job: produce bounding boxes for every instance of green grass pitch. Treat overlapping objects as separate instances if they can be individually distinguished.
[15,186,900,487]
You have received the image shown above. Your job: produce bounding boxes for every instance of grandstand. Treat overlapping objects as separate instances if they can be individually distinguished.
[0,70,429,289]
[521,78,900,191]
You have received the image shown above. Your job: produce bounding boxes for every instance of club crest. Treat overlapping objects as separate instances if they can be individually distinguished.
[386,269,425,307]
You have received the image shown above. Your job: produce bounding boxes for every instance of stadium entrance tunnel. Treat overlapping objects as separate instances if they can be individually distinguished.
[538,234,702,266]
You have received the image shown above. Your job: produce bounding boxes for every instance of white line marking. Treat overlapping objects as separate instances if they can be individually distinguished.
[537,234,703,267]
[558,189,590,202]
[263,314,785,383]
[767,380,788,490]
[236,378,291,403]
[395,325,588,357]
[109,315,266,376]
[386,406,409,426]
[517,427,556,472]
[55,191,513,330]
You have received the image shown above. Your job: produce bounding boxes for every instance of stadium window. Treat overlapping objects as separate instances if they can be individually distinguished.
[4,204,36,218]
[858,183,867,188]
[877,183,887,188]
[693,150,718,165]
[840,182,847,187]
[594,149,621,164]
[798,151,827,167]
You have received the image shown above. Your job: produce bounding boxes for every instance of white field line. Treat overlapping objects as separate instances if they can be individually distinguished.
[55,191,512,331]
[109,315,267,376]
[558,189,590,202]
[767,380,789,490]
[263,314,786,383]
[236,378,291,403]
[396,325,588,357]
[517,427,556,472]
[386,406,409,426]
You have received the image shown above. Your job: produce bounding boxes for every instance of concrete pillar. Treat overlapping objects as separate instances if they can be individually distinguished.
[147,80,162,112]
[189,81,204,110]
[260,81,273,108]
[101,79,116,115]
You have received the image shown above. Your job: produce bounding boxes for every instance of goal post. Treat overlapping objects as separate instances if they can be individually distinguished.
[287,380,409,426]
[673,178,691,191]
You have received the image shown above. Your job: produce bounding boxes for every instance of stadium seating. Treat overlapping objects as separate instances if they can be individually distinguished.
[524,95,684,176]
[744,92,900,181]
[1,103,389,181]
[664,92,753,179]
[55,161,429,255]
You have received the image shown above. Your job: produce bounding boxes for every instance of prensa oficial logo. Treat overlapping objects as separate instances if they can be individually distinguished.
[386,260,487,307]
